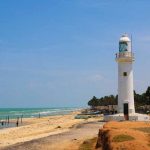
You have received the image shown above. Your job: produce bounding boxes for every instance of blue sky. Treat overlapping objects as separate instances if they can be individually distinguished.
[0,0,150,107]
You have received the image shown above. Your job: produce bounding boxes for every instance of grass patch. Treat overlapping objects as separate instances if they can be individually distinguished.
[79,137,97,150]
[133,127,150,134]
[113,134,135,142]
[111,127,117,129]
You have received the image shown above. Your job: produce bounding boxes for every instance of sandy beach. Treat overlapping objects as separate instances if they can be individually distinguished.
[0,111,104,150]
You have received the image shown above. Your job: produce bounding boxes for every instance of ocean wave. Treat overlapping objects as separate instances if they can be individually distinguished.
[0,107,81,119]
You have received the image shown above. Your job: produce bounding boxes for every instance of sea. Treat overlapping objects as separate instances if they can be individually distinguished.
[0,107,81,129]
[0,107,81,120]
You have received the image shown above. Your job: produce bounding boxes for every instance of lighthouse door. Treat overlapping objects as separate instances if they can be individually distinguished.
[124,103,129,120]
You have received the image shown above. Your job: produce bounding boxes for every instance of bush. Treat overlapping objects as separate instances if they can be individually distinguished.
[112,134,135,142]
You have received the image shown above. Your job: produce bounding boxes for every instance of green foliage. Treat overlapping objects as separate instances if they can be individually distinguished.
[88,96,99,107]
[112,134,135,142]
[134,87,150,112]
[79,137,97,150]
[133,127,150,133]
[88,86,150,109]
[88,95,117,107]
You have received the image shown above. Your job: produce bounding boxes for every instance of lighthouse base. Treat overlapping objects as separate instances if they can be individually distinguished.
[104,113,150,122]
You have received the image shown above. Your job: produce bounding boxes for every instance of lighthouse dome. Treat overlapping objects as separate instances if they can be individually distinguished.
[119,34,131,42]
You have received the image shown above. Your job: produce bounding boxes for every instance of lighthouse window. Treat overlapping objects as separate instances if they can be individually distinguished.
[119,42,128,52]
[123,72,127,76]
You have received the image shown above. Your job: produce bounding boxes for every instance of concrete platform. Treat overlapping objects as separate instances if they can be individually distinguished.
[104,113,150,121]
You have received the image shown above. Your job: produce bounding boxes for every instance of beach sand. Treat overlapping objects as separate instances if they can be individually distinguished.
[0,111,104,150]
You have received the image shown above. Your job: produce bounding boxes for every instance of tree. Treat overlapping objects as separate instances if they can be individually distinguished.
[145,86,150,105]
[88,96,99,108]
[87,86,150,111]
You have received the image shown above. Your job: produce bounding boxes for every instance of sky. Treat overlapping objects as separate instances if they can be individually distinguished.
[0,0,150,108]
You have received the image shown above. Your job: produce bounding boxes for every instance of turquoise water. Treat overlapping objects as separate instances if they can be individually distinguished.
[0,107,80,119]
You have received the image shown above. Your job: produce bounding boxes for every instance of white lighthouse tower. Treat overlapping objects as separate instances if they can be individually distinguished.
[116,34,135,114]
[104,34,150,121]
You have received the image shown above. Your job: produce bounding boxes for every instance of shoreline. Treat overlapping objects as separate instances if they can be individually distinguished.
[0,108,84,129]
[0,110,102,149]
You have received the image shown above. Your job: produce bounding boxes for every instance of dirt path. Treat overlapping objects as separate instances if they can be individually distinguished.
[1,121,105,150]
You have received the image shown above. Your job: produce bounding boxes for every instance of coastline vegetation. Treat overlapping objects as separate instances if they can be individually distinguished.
[88,86,150,113]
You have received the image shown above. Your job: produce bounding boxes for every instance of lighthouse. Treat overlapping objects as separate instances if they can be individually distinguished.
[116,34,135,114]
[104,34,150,121]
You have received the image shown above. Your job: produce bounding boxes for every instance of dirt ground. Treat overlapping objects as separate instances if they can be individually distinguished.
[101,121,150,150]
